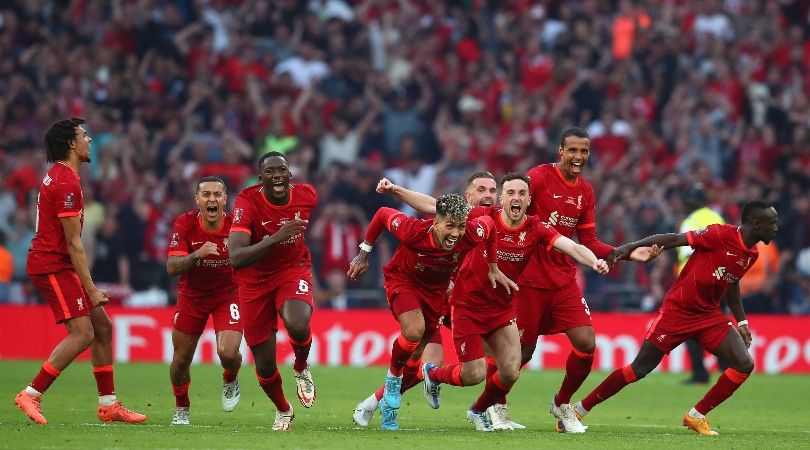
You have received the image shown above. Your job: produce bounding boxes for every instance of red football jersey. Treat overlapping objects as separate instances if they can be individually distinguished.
[451,206,561,311]
[27,163,84,275]
[375,207,496,295]
[168,209,235,298]
[663,224,759,315]
[229,183,318,284]
[519,163,598,289]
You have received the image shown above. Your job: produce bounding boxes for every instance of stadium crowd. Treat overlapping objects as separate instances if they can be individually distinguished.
[0,0,809,314]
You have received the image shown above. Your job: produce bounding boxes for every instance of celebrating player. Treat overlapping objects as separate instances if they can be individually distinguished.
[405,173,611,431]
[512,127,618,432]
[347,193,516,430]
[351,171,506,428]
[228,152,317,431]
[571,201,778,436]
[166,176,243,425]
[15,118,147,425]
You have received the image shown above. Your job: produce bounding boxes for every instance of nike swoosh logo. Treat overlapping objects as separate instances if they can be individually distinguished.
[726,251,736,256]
[229,320,238,324]
[553,194,562,198]
[262,220,272,226]
[191,241,202,246]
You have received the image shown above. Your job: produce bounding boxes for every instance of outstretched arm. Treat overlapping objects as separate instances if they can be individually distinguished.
[347,207,400,281]
[609,233,689,265]
[552,236,609,274]
[376,178,437,215]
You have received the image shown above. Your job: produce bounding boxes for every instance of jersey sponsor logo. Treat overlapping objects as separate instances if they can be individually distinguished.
[713,266,726,280]
[497,250,526,262]
[234,208,244,223]
[548,211,559,225]
[713,266,742,284]
[518,231,527,246]
[547,211,578,228]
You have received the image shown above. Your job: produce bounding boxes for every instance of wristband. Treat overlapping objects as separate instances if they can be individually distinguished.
[737,319,749,327]
[359,242,373,253]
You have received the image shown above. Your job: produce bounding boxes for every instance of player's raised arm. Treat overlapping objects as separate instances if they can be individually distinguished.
[551,235,609,274]
[725,281,751,348]
[377,178,438,215]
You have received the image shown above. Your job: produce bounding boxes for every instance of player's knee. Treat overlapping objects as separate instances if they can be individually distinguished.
[401,322,425,343]
[734,355,754,375]
[92,319,113,343]
[172,352,193,369]
[630,361,653,379]
[499,366,520,386]
[217,347,241,365]
[72,326,95,349]
[574,339,596,355]
[461,362,486,385]
[286,323,310,342]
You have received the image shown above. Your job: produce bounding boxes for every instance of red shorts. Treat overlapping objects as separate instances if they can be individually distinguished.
[173,291,241,335]
[514,283,592,345]
[645,309,732,354]
[451,305,516,362]
[30,269,91,324]
[239,269,314,347]
[385,281,444,342]
[428,305,452,345]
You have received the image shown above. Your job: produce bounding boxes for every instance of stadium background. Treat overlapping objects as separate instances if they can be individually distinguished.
[0,0,809,373]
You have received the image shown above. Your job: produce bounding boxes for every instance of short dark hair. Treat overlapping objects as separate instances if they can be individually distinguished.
[435,193,471,221]
[499,172,530,190]
[741,200,772,224]
[44,117,86,163]
[196,176,226,193]
[258,151,287,167]
[465,171,496,188]
[559,127,590,148]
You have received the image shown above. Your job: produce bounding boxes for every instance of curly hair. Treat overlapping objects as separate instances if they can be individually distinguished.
[435,193,471,221]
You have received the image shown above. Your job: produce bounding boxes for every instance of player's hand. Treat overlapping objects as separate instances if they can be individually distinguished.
[194,241,220,258]
[347,252,370,281]
[607,245,632,266]
[271,219,308,243]
[376,178,395,194]
[593,259,610,274]
[629,245,663,262]
[88,288,109,307]
[488,264,518,294]
[738,324,752,348]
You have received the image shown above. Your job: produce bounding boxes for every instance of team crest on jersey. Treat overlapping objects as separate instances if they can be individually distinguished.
[460,342,466,356]
[76,298,84,310]
[476,224,485,237]
[518,231,527,245]
[223,238,229,250]
[64,192,75,209]
[452,252,460,262]
[234,208,244,223]
[169,232,179,248]
[391,217,401,230]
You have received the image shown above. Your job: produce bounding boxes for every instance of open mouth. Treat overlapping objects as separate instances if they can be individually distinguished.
[571,161,583,172]
[480,200,493,207]
[510,203,522,216]
[272,180,285,194]
[443,236,459,248]
[205,204,218,218]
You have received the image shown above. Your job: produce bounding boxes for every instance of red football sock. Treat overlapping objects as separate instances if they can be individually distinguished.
[428,363,465,386]
[555,348,593,405]
[173,381,190,408]
[581,365,637,412]
[400,358,422,392]
[389,334,419,377]
[31,362,61,394]
[223,368,239,384]
[484,357,507,404]
[92,365,115,397]
[290,334,312,373]
[694,368,749,415]
[471,372,513,412]
[257,369,291,412]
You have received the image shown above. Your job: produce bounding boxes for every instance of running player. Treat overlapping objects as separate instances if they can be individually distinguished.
[228,152,317,431]
[572,201,778,436]
[347,193,516,430]
[166,176,242,425]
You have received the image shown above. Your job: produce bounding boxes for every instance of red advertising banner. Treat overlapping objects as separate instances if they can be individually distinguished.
[1,306,809,373]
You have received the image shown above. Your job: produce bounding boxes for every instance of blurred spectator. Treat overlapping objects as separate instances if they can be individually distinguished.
[0,230,12,301]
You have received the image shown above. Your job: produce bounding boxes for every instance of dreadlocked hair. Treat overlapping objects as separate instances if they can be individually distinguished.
[435,193,471,222]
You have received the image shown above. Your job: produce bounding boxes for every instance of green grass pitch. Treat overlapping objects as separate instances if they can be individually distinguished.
[1,360,808,449]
